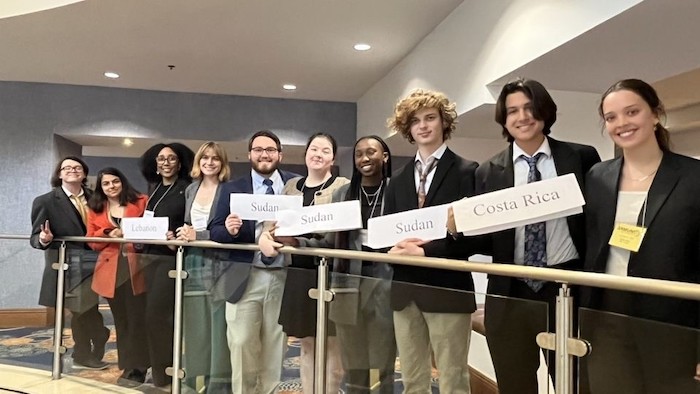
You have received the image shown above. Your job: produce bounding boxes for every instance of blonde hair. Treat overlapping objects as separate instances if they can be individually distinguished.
[387,89,458,143]
[190,141,231,182]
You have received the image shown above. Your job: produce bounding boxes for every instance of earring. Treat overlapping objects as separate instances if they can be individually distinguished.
[156,171,160,175]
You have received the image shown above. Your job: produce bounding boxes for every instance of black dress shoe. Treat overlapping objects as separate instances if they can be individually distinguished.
[92,326,111,361]
[73,356,109,370]
[118,368,147,387]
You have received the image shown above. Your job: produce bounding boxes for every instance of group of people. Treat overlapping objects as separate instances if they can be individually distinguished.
[29,77,699,394]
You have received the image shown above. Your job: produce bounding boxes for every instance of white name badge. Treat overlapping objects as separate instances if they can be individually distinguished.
[364,203,450,249]
[230,193,303,221]
[274,200,362,236]
[121,217,170,240]
[143,210,155,218]
[453,173,584,236]
[191,215,208,231]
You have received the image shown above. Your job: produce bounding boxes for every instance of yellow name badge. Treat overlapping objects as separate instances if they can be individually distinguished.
[608,223,647,252]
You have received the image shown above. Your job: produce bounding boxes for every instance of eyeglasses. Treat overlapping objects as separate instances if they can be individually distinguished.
[156,155,179,164]
[61,166,84,173]
[250,147,279,155]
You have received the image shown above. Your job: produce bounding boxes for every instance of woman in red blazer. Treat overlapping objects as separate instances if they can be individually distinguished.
[87,167,150,387]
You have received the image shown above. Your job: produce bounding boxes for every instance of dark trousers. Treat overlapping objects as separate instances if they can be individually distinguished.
[144,256,176,387]
[107,277,149,370]
[485,279,563,394]
[579,310,699,394]
[70,303,107,362]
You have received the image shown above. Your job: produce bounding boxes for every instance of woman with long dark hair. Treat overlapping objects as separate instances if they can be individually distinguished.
[330,135,397,393]
[86,167,149,386]
[138,142,194,389]
[581,79,700,393]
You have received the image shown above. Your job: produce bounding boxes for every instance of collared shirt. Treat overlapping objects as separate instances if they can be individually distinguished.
[413,143,447,195]
[251,169,285,268]
[61,185,87,209]
[512,138,579,266]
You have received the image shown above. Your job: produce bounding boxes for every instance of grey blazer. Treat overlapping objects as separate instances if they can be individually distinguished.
[184,180,224,240]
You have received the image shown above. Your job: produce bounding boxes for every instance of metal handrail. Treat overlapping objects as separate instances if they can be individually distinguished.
[6,233,700,301]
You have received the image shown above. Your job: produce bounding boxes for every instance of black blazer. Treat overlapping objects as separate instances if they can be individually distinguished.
[384,147,479,313]
[209,169,297,303]
[581,152,700,329]
[30,187,93,307]
[473,137,601,297]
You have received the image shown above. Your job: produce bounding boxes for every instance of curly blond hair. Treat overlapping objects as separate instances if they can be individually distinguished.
[387,89,458,143]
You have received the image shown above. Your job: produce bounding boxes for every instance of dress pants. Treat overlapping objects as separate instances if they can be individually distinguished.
[484,280,559,394]
[107,277,149,370]
[69,303,107,362]
[225,267,287,393]
[393,301,472,394]
[299,336,344,394]
[580,310,698,394]
[144,255,176,387]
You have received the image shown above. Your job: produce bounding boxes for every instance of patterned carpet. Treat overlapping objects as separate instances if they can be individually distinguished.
[0,317,439,393]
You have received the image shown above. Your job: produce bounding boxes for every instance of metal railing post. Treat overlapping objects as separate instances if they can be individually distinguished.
[555,284,573,394]
[309,257,334,394]
[168,246,188,393]
[51,242,68,379]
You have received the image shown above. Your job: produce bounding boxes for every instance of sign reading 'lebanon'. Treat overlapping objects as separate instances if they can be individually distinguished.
[274,200,362,236]
[452,173,585,236]
[122,217,169,240]
[230,193,303,221]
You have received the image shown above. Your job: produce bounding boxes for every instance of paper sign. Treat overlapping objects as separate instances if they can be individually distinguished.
[453,173,585,236]
[364,204,450,249]
[121,217,169,240]
[274,200,362,236]
[230,193,303,221]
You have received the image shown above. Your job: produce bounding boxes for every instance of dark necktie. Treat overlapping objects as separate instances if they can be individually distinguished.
[261,178,275,265]
[521,153,547,292]
[415,157,437,208]
[263,178,274,194]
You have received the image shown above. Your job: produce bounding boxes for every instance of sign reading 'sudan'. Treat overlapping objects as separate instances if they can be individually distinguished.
[364,204,450,249]
[453,173,585,236]
[274,200,362,236]
[121,217,169,240]
[230,194,303,221]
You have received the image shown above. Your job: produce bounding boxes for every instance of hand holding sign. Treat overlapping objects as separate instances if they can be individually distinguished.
[452,173,584,235]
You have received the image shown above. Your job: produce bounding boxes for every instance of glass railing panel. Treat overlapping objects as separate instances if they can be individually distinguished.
[579,305,699,394]
[56,240,175,391]
[0,237,57,375]
[180,245,232,393]
[328,266,553,394]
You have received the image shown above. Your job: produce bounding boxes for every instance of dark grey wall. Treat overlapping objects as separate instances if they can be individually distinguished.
[0,81,355,308]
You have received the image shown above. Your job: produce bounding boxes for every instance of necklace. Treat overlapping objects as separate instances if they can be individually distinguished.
[630,169,658,182]
[361,180,384,220]
[361,182,382,205]
[301,176,332,206]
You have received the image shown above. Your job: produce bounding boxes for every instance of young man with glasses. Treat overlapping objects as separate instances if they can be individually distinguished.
[30,156,110,370]
[210,130,298,393]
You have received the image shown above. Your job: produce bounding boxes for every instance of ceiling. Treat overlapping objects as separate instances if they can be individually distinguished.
[3,0,700,162]
[0,0,463,102]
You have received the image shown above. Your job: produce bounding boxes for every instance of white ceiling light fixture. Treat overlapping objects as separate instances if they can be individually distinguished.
[282,84,297,91]
[353,43,371,51]
[104,71,120,79]
[123,138,134,147]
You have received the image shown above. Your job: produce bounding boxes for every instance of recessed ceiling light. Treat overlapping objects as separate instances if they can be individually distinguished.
[283,84,297,91]
[104,71,120,79]
[123,138,134,147]
[353,43,371,51]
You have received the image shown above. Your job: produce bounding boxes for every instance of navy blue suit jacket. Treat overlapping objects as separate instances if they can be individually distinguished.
[209,169,298,302]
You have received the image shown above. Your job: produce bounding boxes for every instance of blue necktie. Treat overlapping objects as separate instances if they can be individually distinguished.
[263,178,274,195]
[261,178,275,265]
[521,153,546,292]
